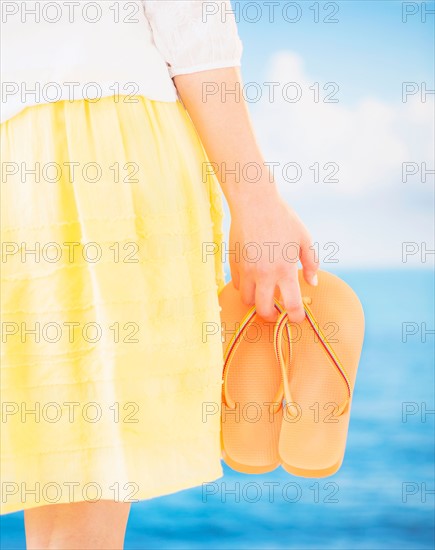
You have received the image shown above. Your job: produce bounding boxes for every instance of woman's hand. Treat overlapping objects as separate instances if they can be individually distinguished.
[229,192,319,323]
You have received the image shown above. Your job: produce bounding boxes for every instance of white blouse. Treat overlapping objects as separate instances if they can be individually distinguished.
[0,0,243,123]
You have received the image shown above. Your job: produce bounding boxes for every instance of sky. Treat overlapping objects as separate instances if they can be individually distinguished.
[221,0,434,268]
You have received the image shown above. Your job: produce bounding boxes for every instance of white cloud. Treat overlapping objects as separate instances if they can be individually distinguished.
[225,50,435,268]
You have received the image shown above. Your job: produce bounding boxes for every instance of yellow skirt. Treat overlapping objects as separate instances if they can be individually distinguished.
[0,96,226,514]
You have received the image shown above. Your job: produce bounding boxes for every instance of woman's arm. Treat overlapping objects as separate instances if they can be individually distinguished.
[174,67,319,323]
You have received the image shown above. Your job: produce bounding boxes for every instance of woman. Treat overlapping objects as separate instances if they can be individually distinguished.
[0,1,319,548]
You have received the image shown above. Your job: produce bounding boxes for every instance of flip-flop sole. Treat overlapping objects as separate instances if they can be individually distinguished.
[219,281,283,474]
[278,269,365,477]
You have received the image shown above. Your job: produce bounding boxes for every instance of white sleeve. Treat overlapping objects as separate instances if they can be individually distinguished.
[142,0,243,78]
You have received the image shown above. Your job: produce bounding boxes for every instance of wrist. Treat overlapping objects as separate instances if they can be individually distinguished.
[225,178,281,214]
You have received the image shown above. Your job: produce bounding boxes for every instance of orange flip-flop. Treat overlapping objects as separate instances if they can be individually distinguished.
[219,281,290,473]
[276,269,365,477]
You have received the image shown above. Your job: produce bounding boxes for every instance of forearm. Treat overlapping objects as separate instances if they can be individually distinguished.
[173,67,280,212]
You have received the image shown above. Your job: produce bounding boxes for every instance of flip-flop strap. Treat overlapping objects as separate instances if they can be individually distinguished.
[275,298,352,417]
[222,299,291,410]
[273,308,294,415]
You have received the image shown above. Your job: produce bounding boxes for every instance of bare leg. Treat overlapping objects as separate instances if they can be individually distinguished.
[24,500,131,550]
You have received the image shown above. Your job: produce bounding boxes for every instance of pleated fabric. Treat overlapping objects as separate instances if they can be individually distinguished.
[0,96,226,514]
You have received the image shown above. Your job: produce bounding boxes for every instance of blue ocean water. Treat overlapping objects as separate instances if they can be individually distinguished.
[1,269,434,550]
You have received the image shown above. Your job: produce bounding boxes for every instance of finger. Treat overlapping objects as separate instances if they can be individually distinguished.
[277,275,305,324]
[300,234,319,286]
[255,281,278,322]
[229,257,240,290]
[238,274,256,308]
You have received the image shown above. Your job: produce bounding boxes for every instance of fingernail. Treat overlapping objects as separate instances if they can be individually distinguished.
[311,274,318,286]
